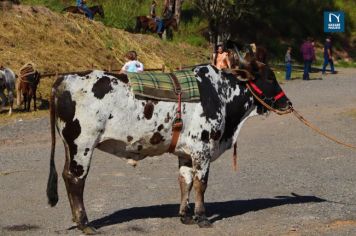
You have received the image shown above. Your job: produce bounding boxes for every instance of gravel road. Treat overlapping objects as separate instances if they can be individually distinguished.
[0,69,355,236]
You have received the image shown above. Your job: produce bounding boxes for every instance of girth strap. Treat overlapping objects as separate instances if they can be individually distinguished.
[168,73,183,153]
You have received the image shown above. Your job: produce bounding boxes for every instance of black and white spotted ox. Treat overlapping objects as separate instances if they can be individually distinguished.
[47,63,291,234]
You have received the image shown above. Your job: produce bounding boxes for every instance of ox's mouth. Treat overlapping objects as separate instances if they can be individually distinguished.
[278,100,293,111]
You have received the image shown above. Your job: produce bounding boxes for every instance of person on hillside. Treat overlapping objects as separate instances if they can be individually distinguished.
[212,44,231,70]
[285,47,292,80]
[76,0,93,20]
[322,37,336,74]
[150,1,164,36]
[120,51,144,73]
[300,37,314,80]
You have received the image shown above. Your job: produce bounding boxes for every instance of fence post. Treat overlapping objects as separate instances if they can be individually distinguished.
[108,56,113,72]
[161,65,165,73]
[179,64,182,70]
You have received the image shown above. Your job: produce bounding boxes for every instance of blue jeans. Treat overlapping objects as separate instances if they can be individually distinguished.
[322,57,335,73]
[156,19,164,33]
[303,60,312,80]
[79,5,93,19]
[285,62,292,80]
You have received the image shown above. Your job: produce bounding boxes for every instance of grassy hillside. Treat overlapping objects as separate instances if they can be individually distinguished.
[1,4,209,72]
[0,4,209,122]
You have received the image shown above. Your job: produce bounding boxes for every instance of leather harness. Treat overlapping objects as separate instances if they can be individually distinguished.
[168,73,183,153]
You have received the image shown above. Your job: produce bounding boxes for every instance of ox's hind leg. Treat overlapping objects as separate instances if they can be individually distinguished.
[0,90,6,113]
[61,140,98,235]
[178,156,194,224]
[192,155,212,228]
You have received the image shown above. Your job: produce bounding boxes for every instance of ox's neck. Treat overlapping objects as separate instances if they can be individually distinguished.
[195,65,258,149]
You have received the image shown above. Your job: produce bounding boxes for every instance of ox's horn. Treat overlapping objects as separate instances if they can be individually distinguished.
[234,45,247,66]
[223,68,252,82]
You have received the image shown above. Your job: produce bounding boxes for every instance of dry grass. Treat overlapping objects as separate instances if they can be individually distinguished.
[0,5,209,124]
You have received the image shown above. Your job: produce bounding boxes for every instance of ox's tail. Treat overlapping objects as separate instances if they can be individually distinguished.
[46,87,58,207]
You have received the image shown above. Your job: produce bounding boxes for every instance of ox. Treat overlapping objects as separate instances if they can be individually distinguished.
[0,67,16,115]
[47,62,291,234]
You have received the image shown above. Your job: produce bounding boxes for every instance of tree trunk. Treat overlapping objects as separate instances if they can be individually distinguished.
[174,0,183,25]
[163,0,175,19]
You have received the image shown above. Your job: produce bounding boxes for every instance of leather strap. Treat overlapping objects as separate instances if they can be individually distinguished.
[168,73,183,153]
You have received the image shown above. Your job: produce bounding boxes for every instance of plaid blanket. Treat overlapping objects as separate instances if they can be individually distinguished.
[127,70,200,102]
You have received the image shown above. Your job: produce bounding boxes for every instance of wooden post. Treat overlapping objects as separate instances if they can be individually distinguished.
[108,56,113,72]
[179,63,182,70]
[161,64,165,73]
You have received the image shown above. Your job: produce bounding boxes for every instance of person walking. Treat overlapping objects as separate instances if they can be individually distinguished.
[322,37,335,74]
[120,51,144,73]
[300,38,314,80]
[285,47,292,80]
[76,0,93,20]
[212,44,231,70]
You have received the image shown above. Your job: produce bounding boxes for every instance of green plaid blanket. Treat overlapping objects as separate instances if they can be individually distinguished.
[127,70,200,102]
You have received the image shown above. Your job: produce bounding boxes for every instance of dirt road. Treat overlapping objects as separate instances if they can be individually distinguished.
[1,69,356,235]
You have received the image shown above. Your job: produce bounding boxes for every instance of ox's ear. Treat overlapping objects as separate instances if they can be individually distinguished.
[223,69,254,82]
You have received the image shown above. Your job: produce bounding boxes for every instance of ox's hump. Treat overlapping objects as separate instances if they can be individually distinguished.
[91,76,113,99]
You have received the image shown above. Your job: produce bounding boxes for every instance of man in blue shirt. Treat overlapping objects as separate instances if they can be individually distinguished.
[76,0,93,20]
[322,37,335,74]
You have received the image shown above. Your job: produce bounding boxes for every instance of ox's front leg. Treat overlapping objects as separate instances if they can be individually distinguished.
[192,155,212,228]
[178,156,194,224]
[8,90,13,115]
[62,144,97,235]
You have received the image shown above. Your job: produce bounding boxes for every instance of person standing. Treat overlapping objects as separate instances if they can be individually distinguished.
[285,47,292,80]
[300,38,314,80]
[212,44,231,70]
[120,51,144,73]
[322,37,335,74]
[76,0,93,20]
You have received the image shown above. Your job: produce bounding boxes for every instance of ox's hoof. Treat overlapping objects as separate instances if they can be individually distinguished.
[79,225,99,235]
[194,216,212,228]
[180,215,195,225]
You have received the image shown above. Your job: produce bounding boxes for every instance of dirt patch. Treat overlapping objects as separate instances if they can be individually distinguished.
[327,219,356,229]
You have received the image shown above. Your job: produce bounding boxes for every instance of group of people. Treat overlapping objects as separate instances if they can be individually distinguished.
[285,36,336,80]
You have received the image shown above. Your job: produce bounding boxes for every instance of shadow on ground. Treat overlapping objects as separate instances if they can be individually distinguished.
[87,193,326,230]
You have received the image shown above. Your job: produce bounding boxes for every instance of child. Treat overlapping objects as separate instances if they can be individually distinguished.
[120,51,144,73]
[285,47,292,80]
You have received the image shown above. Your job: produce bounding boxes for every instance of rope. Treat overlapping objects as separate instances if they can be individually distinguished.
[246,83,356,150]
[292,109,356,150]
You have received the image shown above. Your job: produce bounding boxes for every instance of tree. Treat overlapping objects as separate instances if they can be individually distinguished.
[163,0,184,24]
[193,0,255,45]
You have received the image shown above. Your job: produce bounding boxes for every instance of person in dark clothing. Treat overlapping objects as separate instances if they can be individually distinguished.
[322,37,335,74]
[300,38,314,80]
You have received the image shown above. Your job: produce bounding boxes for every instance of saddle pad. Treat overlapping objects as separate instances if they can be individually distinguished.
[127,70,200,102]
